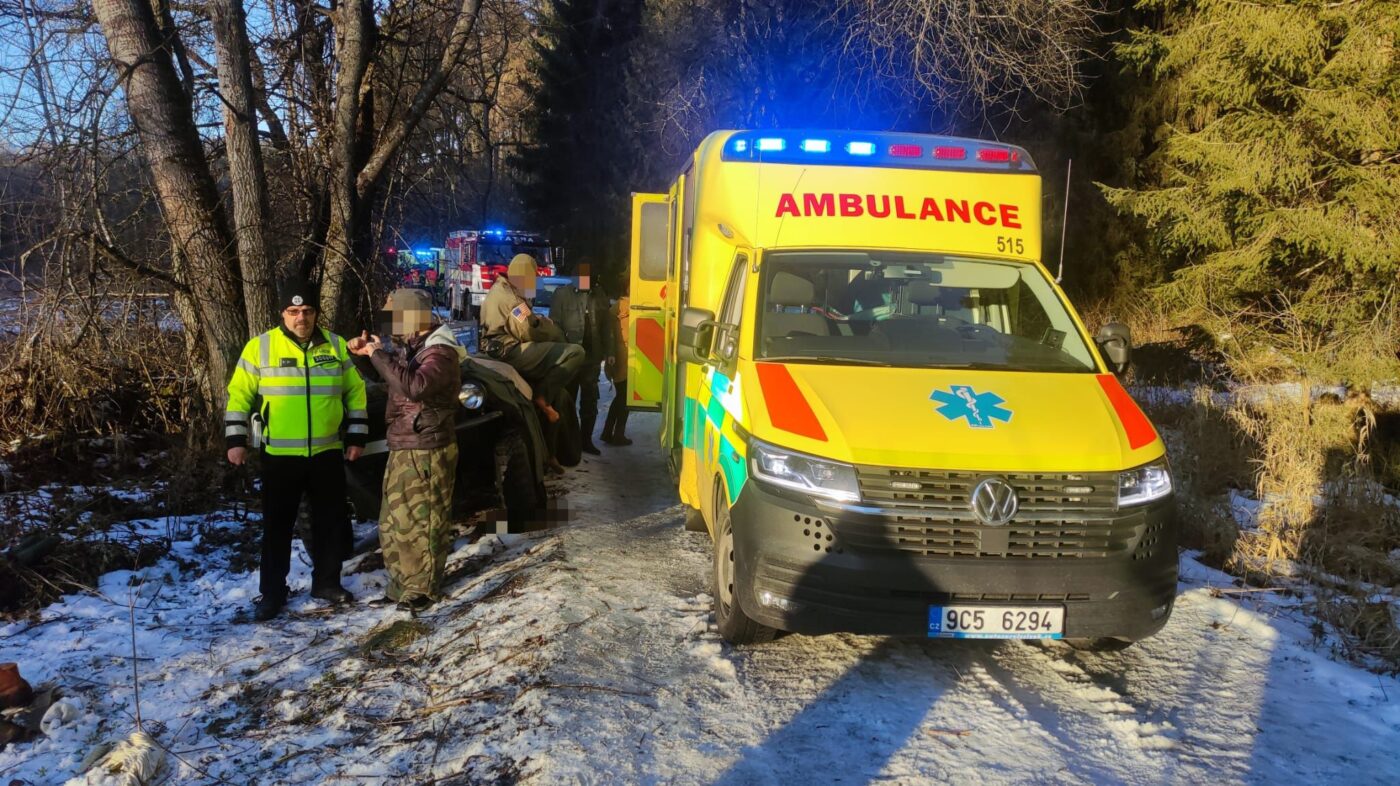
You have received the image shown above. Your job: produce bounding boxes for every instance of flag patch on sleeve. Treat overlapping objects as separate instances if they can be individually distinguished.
[511,304,531,321]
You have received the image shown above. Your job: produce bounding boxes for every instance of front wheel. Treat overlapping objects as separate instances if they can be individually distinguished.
[712,499,776,645]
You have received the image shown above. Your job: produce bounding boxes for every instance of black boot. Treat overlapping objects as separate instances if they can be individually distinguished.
[311,583,353,604]
[253,592,286,622]
[580,413,600,455]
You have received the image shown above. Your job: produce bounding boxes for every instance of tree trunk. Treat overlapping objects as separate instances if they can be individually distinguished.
[322,0,485,330]
[92,0,247,405]
[320,0,374,331]
[210,0,276,331]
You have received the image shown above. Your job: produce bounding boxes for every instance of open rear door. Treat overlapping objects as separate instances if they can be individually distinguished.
[627,192,670,411]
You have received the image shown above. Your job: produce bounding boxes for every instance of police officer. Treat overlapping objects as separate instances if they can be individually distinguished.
[550,259,612,454]
[225,278,369,621]
[480,253,586,428]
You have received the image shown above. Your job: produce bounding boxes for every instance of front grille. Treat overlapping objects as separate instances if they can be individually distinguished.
[857,466,1119,513]
[842,466,1136,559]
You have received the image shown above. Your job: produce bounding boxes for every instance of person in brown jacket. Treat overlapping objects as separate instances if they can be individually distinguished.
[349,289,467,612]
[601,292,632,446]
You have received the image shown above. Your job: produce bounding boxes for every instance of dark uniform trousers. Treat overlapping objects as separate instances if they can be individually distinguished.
[502,342,587,404]
[602,378,630,440]
[576,358,602,440]
[259,450,352,599]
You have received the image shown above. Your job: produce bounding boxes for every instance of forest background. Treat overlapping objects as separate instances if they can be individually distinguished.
[1,0,1398,665]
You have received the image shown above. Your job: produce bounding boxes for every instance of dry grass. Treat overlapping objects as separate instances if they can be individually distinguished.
[1226,388,1374,571]
[0,292,201,446]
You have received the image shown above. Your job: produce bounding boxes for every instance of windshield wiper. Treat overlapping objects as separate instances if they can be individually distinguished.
[762,355,895,367]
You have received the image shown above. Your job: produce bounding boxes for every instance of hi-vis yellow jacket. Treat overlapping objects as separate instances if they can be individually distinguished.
[225,326,369,457]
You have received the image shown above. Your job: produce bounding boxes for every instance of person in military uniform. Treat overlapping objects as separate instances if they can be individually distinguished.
[225,277,368,621]
[349,289,466,613]
[480,253,587,430]
[549,259,613,455]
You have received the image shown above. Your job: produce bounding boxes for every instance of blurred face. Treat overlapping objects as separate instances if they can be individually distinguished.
[577,263,591,291]
[282,306,317,340]
[508,270,536,299]
[392,307,432,337]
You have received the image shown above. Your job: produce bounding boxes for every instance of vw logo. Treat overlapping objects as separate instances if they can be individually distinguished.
[970,478,1018,526]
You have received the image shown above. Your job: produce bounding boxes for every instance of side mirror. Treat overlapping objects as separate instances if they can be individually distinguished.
[1095,321,1132,375]
[677,306,717,364]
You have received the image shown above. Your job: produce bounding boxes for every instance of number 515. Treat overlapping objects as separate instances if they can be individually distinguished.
[997,236,1025,255]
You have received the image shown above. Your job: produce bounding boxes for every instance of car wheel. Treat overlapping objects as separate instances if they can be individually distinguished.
[497,427,540,529]
[712,498,776,645]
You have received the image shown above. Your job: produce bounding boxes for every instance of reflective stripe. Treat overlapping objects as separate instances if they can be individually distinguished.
[259,333,270,368]
[226,424,249,437]
[225,410,250,422]
[346,424,369,434]
[266,435,341,449]
[362,439,389,456]
[237,358,260,376]
[258,365,342,378]
[258,384,343,396]
[348,409,368,419]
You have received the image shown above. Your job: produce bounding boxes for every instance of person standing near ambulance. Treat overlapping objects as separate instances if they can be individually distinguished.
[549,258,612,455]
[225,278,369,622]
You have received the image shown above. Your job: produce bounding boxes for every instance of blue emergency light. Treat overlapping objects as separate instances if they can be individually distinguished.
[721,130,1035,173]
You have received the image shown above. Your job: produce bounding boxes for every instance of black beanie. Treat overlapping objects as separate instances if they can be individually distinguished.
[279,277,319,311]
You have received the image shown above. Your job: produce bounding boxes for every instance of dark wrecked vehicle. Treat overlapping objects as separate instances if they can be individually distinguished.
[344,335,549,532]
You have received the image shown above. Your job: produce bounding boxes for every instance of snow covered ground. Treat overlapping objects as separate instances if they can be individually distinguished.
[4,409,1400,784]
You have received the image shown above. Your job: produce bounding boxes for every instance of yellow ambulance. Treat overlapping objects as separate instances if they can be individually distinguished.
[628,130,1175,648]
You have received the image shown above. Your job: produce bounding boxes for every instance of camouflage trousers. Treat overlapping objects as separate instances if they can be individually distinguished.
[379,443,458,601]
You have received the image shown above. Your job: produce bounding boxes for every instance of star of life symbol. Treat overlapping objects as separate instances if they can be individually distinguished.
[292,295,304,306]
[931,385,1012,429]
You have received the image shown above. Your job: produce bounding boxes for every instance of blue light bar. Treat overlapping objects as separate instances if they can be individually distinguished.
[720,131,1037,172]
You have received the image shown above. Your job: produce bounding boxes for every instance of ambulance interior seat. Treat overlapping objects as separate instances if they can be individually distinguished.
[763,272,831,344]
[868,280,969,347]
[907,281,975,323]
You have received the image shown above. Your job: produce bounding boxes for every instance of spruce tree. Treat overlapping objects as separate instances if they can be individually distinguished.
[1102,0,1400,380]
[514,0,644,281]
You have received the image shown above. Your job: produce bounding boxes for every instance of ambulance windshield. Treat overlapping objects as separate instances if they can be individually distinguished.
[755,251,1097,372]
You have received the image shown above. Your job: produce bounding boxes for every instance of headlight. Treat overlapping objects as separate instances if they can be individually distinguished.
[749,438,860,503]
[1118,459,1172,507]
[458,382,485,410]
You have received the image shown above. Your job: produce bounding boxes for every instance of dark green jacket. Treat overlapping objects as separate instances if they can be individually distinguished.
[550,285,610,360]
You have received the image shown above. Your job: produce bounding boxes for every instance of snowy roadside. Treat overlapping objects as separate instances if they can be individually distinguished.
[1,410,1398,784]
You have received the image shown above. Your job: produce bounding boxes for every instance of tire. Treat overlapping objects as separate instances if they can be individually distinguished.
[1065,637,1135,652]
[712,499,777,645]
[683,506,707,532]
[497,428,540,530]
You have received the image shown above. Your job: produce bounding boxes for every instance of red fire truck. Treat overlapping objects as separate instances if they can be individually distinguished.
[444,229,560,317]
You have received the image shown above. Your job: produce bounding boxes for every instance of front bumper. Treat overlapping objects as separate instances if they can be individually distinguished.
[731,480,1178,640]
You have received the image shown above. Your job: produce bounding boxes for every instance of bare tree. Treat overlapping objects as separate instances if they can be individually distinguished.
[210,0,275,328]
[840,0,1103,121]
[90,0,247,397]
